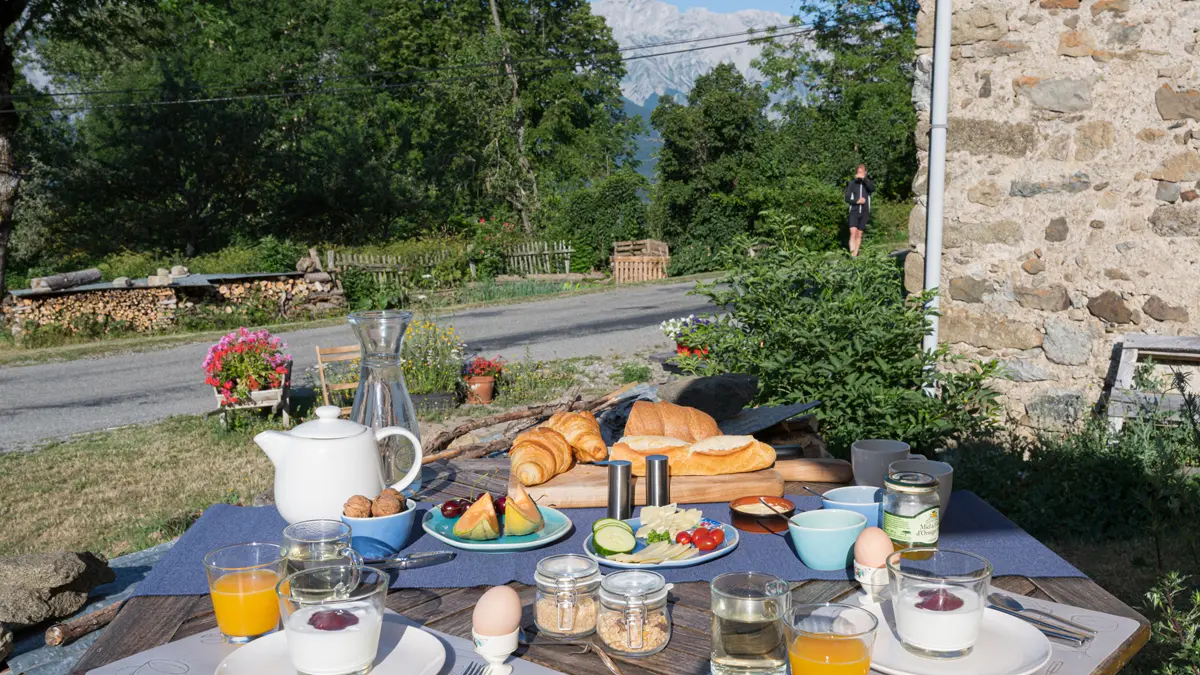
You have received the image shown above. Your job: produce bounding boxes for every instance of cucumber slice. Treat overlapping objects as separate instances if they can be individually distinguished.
[592,518,633,534]
[593,525,636,557]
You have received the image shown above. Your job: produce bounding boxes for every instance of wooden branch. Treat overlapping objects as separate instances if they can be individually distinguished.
[45,601,123,647]
[422,438,511,465]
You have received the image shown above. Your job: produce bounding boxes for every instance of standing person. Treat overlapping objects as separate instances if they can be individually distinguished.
[844,164,874,257]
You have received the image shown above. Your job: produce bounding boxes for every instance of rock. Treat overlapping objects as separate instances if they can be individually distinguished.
[949,276,994,303]
[155,268,170,278]
[908,205,926,244]
[1026,389,1087,431]
[1045,217,1070,241]
[944,219,1023,248]
[904,251,925,295]
[1157,181,1182,203]
[1088,290,1133,323]
[658,375,759,421]
[1104,268,1132,280]
[967,180,1005,206]
[963,41,1029,58]
[1058,30,1096,57]
[1137,128,1166,143]
[1022,13,1045,24]
[1002,360,1052,382]
[1048,134,1072,161]
[1090,219,1106,229]
[916,6,1008,47]
[948,118,1037,157]
[146,275,171,287]
[1013,77,1093,113]
[1091,0,1129,14]
[1015,284,1071,311]
[1150,204,1200,236]
[1044,317,1093,365]
[1064,15,1080,28]
[1074,120,1115,160]
[1156,85,1200,121]
[1022,258,1047,275]
[1150,152,1200,183]
[1108,22,1143,45]
[0,552,114,629]
[1183,190,1200,202]
[1011,172,1091,197]
[1116,241,1138,252]
[169,265,189,278]
[978,71,992,98]
[1068,308,1087,320]
[1143,295,1190,322]
[1040,0,1080,7]
[941,306,1043,349]
[111,276,132,288]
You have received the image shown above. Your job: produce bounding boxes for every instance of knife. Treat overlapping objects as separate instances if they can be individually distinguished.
[988,604,1089,646]
[369,550,456,570]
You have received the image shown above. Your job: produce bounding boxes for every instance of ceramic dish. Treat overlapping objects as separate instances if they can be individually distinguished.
[729,496,795,534]
[215,614,446,675]
[584,517,739,569]
[421,505,572,552]
[861,601,1052,675]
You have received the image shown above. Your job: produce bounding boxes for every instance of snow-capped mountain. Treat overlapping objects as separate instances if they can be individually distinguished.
[591,0,793,105]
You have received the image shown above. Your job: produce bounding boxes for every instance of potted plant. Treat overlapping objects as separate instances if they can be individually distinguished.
[402,319,466,413]
[660,315,713,357]
[203,327,292,424]
[463,356,504,405]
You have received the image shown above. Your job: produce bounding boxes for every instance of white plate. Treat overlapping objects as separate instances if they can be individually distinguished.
[216,614,446,675]
[584,517,739,569]
[863,602,1052,675]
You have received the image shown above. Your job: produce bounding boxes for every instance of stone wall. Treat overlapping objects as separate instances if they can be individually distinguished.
[908,0,1200,429]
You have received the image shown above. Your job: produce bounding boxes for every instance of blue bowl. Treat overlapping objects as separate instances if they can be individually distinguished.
[821,486,884,528]
[342,499,419,560]
[788,509,867,571]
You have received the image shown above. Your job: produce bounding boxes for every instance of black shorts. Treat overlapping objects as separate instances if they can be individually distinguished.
[848,208,869,232]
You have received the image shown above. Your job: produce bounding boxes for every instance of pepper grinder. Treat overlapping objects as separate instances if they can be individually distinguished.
[646,455,670,506]
[607,460,633,520]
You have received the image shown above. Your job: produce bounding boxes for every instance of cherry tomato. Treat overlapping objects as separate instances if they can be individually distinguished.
[709,528,726,546]
[691,527,710,540]
[675,531,693,545]
[692,533,717,551]
[495,496,507,515]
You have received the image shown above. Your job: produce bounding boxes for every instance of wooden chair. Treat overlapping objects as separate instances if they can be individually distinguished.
[315,345,361,416]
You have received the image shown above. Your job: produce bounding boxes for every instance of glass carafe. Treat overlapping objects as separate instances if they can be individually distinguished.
[349,310,422,496]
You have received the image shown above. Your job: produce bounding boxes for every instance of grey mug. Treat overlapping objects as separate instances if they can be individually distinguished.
[851,439,923,488]
[890,458,954,513]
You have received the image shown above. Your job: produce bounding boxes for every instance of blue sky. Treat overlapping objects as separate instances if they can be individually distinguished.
[670,0,799,13]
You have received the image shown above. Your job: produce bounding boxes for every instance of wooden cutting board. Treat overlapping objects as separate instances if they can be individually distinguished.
[773,458,852,484]
[524,464,784,508]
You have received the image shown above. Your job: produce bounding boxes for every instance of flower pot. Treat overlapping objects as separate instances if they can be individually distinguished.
[465,376,496,405]
[412,392,458,413]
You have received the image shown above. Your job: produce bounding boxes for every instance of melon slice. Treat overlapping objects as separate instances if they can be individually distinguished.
[452,493,501,541]
[504,484,545,537]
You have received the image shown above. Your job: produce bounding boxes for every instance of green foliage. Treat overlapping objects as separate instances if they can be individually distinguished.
[402,319,466,395]
[1145,573,1200,675]
[497,358,580,407]
[618,362,652,384]
[549,168,648,272]
[674,246,1000,454]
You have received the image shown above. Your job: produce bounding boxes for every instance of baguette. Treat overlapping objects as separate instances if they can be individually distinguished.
[610,434,776,476]
[624,401,721,442]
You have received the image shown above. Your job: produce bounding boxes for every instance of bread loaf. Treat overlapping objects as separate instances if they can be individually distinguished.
[624,401,721,442]
[510,428,574,486]
[541,410,607,463]
[610,434,776,476]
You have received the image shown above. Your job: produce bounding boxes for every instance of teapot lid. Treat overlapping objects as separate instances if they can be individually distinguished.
[290,406,368,439]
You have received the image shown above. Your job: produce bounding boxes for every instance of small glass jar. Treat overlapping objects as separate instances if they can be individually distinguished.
[883,471,940,551]
[597,570,672,657]
[534,554,601,638]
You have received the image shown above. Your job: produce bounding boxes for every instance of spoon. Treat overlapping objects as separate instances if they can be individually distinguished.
[988,593,1096,635]
[758,497,794,519]
[797,485,825,499]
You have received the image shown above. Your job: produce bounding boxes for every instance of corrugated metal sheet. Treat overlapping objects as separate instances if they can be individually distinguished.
[9,272,303,299]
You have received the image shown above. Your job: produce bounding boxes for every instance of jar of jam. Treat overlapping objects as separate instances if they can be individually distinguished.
[534,554,601,638]
[883,471,940,551]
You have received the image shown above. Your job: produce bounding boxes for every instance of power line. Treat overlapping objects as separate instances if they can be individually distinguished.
[4,27,818,115]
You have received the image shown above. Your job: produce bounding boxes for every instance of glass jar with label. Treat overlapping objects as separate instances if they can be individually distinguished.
[597,570,672,657]
[883,471,940,552]
[534,554,601,638]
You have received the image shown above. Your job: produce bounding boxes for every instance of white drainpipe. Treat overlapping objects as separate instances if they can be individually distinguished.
[922,0,952,368]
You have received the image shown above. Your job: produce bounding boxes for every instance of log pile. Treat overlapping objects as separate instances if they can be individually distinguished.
[3,287,176,333]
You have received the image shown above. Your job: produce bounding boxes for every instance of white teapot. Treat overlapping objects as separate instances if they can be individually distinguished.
[255,405,424,524]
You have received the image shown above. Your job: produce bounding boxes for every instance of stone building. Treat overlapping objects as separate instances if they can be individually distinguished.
[907,0,1200,429]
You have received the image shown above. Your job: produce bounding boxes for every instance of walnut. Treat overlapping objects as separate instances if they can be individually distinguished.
[372,495,403,517]
[379,488,405,504]
[344,495,373,518]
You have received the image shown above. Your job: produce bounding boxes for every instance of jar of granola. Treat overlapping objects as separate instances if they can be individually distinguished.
[597,570,672,657]
[534,554,601,638]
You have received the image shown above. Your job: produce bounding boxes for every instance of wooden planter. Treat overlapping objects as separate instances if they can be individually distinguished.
[209,361,292,427]
[611,240,670,284]
[464,376,496,405]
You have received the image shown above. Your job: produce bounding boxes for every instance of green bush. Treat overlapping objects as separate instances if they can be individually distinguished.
[97,250,167,281]
[674,245,1000,455]
[549,169,648,272]
[189,236,306,274]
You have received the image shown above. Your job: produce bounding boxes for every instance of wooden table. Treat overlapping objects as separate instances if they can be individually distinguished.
[73,459,1150,675]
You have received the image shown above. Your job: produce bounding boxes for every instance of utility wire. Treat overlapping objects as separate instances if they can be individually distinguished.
[4,27,818,114]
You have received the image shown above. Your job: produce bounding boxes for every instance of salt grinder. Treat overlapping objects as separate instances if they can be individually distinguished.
[607,460,633,520]
[646,455,670,506]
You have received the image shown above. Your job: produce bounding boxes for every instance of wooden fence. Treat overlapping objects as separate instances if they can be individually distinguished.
[504,241,574,275]
[326,242,572,286]
[611,239,669,284]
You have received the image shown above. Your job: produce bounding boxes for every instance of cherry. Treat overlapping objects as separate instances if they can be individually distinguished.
[915,589,964,612]
[308,609,360,631]
[495,496,507,515]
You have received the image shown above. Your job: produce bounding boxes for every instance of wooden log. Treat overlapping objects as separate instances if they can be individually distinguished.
[304,272,332,283]
[29,268,101,291]
[423,438,511,465]
[45,601,124,646]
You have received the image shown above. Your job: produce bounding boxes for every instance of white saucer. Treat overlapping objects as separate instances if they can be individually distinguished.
[863,602,1052,675]
[216,614,446,675]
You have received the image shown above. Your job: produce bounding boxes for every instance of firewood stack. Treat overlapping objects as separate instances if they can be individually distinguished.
[3,288,177,333]
[294,248,347,315]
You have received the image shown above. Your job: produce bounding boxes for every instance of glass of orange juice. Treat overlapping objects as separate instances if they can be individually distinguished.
[204,542,286,643]
[786,603,878,675]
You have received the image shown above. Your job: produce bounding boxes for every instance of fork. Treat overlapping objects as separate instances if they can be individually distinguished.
[461,663,487,675]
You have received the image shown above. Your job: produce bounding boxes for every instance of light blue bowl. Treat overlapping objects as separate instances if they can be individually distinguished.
[821,486,884,528]
[788,509,868,571]
[342,499,419,560]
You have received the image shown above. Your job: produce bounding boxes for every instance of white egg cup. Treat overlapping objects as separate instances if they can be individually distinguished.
[854,561,890,603]
[473,628,519,675]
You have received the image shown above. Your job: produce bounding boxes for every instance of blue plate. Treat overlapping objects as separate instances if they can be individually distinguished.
[584,517,739,569]
[421,505,572,552]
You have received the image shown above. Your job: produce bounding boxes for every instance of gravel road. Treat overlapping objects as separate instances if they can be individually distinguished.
[0,281,713,449]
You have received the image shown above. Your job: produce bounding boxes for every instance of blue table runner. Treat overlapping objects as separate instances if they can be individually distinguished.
[132,491,1083,597]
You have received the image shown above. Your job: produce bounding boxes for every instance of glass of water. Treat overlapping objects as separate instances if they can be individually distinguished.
[710,572,791,675]
[282,520,364,576]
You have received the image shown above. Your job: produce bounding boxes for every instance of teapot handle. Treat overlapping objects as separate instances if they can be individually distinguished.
[377,427,423,493]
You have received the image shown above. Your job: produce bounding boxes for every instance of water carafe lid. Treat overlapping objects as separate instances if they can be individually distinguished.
[289,406,369,439]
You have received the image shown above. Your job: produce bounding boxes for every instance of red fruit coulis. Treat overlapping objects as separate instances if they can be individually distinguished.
[915,588,965,612]
[308,609,360,631]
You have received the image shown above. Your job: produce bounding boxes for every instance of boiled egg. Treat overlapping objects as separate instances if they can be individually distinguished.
[854,527,895,569]
[472,585,522,637]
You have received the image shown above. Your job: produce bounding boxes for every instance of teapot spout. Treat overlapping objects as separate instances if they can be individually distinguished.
[254,430,290,466]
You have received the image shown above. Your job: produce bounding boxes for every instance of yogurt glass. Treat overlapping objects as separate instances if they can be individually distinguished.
[277,565,388,675]
[885,548,992,659]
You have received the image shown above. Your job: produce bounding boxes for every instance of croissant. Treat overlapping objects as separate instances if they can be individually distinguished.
[624,401,721,442]
[542,410,608,463]
[510,428,574,486]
